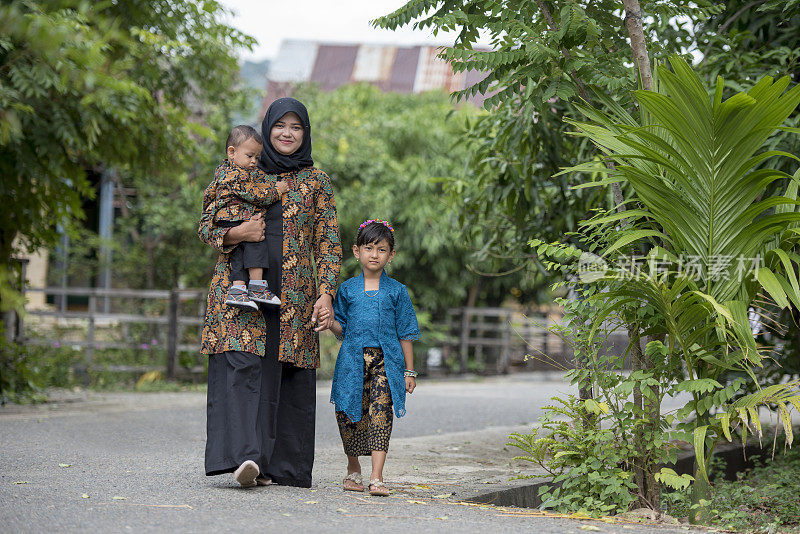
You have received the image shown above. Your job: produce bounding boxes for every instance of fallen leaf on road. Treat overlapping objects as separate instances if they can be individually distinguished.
[412,484,429,490]
[112,496,126,500]
[407,500,427,504]
[309,489,317,492]
[282,513,291,517]
[304,500,318,504]
[13,481,29,485]
[580,526,601,531]
[433,494,452,499]
[438,516,449,520]
[336,509,348,513]
[81,494,90,499]
[59,463,71,468]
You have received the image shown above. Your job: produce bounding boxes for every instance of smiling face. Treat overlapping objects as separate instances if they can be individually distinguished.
[227,137,262,170]
[270,111,304,156]
[353,238,395,275]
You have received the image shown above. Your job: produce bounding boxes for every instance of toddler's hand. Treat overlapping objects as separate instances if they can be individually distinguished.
[405,377,416,394]
[276,180,289,195]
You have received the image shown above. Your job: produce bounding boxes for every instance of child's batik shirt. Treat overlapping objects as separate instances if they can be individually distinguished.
[330,270,420,422]
[208,159,280,224]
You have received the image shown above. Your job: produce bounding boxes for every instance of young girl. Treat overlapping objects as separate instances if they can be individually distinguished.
[328,219,420,496]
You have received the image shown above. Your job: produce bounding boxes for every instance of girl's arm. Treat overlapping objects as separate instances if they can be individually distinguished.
[401,339,416,394]
[396,286,420,394]
[329,319,343,337]
[327,284,347,339]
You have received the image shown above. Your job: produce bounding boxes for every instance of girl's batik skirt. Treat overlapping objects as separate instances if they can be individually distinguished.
[336,347,393,456]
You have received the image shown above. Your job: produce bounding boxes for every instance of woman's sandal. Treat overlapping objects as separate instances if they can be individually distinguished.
[368,479,390,497]
[343,472,364,492]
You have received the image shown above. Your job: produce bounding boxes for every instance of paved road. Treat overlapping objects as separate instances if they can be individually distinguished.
[0,374,698,533]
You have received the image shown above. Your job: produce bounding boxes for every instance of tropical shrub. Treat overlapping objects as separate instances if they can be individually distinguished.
[513,57,800,519]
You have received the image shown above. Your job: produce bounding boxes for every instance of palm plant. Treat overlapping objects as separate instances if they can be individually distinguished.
[558,55,800,516]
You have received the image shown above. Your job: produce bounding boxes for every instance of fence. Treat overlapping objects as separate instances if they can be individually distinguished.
[442,307,629,374]
[22,287,207,379]
[19,291,629,379]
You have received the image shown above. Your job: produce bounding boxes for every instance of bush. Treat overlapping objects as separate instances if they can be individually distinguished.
[663,444,800,530]
[0,341,81,403]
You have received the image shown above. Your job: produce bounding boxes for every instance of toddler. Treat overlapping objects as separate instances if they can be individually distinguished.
[209,125,288,310]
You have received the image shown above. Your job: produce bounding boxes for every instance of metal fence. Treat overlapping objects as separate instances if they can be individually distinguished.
[22,287,207,378]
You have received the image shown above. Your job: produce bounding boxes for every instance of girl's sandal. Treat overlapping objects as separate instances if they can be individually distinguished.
[368,479,390,497]
[343,472,364,492]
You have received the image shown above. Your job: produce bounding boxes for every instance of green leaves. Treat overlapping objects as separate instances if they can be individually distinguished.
[0,0,253,301]
[654,467,694,491]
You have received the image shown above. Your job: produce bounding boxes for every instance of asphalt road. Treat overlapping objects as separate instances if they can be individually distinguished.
[0,374,699,533]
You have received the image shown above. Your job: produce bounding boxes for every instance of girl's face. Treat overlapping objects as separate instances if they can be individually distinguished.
[270,112,304,155]
[353,239,395,275]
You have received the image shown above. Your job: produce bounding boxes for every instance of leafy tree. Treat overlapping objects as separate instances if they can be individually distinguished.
[531,57,800,519]
[0,0,253,308]
[377,0,800,517]
[374,1,721,283]
[296,83,525,317]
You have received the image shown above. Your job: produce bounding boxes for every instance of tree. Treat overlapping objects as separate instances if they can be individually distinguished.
[0,0,253,311]
[374,1,720,280]
[376,0,800,517]
[295,83,526,317]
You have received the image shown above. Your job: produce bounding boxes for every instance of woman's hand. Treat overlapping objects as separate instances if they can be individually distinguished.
[276,180,289,196]
[405,377,416,394]
[222,213,265,245]
[312,294,334,332]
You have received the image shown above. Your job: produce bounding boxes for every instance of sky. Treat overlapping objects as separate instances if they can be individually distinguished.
[219,0,486,61]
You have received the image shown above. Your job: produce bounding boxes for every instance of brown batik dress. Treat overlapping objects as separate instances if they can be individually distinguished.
[336,347,393,456]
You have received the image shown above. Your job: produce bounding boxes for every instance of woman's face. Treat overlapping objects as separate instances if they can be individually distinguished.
[270,112,304,156]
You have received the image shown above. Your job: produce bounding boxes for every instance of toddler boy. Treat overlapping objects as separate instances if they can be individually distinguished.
[209,125,288,310]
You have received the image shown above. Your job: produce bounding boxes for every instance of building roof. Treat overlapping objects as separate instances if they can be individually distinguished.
[258,40,489,117]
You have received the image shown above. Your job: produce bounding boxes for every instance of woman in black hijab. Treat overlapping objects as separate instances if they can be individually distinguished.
[202,97,342,488]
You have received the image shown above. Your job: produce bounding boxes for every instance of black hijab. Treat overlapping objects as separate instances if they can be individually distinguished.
[258,97,313,173]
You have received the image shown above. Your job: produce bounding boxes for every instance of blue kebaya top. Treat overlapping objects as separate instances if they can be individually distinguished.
[330,270,420,422]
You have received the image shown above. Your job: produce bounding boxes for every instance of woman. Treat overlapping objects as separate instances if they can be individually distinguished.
[198,97,342,488]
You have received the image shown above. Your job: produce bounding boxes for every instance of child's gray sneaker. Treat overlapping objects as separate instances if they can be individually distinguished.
[225,285,258,311]
[248,280,281,306]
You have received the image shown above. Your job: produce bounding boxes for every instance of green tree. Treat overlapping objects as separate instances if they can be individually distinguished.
[297,83,525,317]
[528,56,800,519]
[374,1,723,292]
[0,0,253,305]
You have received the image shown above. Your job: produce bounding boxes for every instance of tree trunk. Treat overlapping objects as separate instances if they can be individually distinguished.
[629,327,648,505]
[0,230,20,344]
[620,0,661,511]
[622,0,654,91]
[145,238,156,290]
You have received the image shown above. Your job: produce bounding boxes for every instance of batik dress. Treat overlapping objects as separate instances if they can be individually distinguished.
[330,271,420,455]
